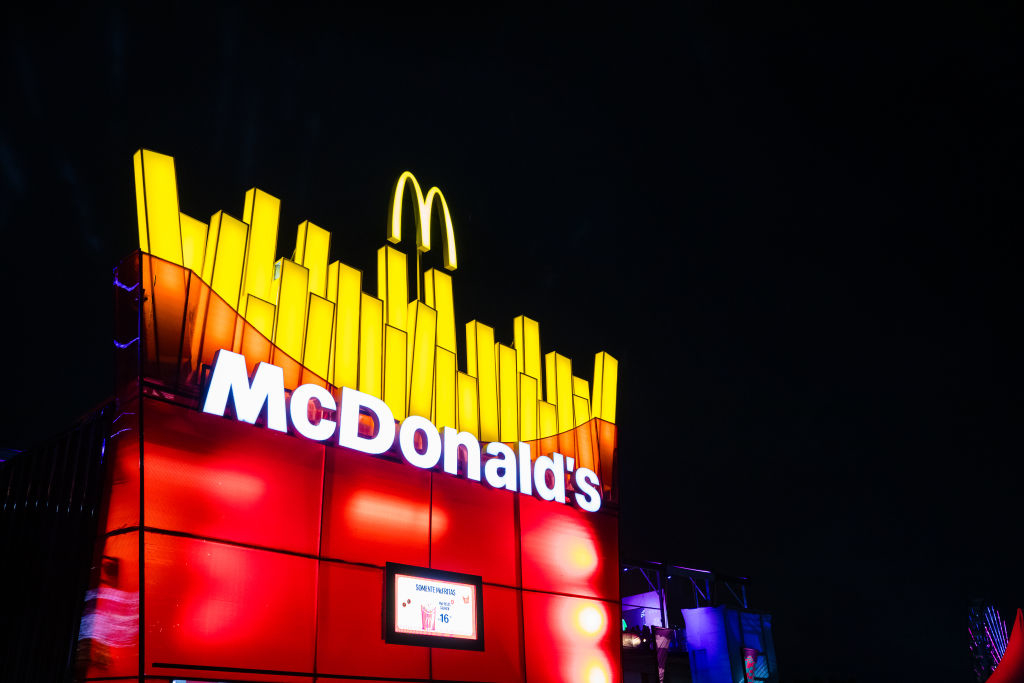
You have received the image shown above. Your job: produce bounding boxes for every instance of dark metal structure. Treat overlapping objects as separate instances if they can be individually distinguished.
[0,404,114,683]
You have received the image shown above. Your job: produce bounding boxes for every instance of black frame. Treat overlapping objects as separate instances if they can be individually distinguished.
[383,562,485,651]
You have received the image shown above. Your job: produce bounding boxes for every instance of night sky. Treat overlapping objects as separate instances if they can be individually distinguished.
[2,5,1021,681]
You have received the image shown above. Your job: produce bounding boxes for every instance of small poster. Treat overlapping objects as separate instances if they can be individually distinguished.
[384,563,485,651]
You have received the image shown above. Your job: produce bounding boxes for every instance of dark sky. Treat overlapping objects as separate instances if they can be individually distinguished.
[2,4,1021,681]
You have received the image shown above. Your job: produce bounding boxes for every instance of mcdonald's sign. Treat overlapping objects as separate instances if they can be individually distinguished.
[81,149,623,682]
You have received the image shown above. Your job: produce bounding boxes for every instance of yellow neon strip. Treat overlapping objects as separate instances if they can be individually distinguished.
[294,221,331,298]
[513,315,542,380]
[272,258,309,362]
[207,212,248,309]
[178,212,207,274]
[377,246,408,331]
[466,321,498,442]
[519,374,538,441]
[240,189,280,312]
[133,149,183,265]
[388,171,458,271]
[303,294,334,380]
[407,302,437,420]
[133,152,148,253]
[329,262,362,390]
[496,344,519,442]
[434,347,457,431]
[456,372,479,438]
[245,294,276,339]
[591,351,619,423]
[538,400,557,439]
[201,212,219,283]
[424,269,456,353]
[545,352,575,433]
[358,294,384,399]
[384,325,407,421]
[572,395,591,428]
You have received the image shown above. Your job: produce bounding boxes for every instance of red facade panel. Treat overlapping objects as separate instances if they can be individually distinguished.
[431,584,524,683]
[523,591,621,683]
[142,399,324,556]
[320,444,431,567]
[519,495,620,600]
[429,473,518,586]
[315,561,430,679]
[144,533,317,676]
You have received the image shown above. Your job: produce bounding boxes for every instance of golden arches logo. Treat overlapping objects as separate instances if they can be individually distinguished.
[387,171,457,271]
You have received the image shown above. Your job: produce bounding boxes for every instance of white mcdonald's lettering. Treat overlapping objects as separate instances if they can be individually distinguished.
[201,350,602,512]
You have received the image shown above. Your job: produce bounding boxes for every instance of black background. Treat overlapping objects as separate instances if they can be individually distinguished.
[2,4,1021,681]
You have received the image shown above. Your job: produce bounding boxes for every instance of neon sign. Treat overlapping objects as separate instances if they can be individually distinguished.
[202,349,604,511]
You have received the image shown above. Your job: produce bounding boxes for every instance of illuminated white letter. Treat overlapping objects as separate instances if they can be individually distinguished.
[399,415,442,469]
[337,386,395,455]
[202,350,287,432]
[483,442,518,491]
[572,468,602,512]
[442,427,481,481]
[533,452,566,503]
[517,442,532,496]
[289,383,338,442]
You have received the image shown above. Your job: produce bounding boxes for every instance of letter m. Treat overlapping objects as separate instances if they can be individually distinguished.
[202,350,287,432]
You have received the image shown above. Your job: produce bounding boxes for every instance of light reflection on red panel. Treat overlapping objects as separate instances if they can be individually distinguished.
[320,445,430,567]
[142,398,324,555]
[431,584,523,683]
[429,473,516,585]
[519,496,619,600]
[316,561,429,679]
[144,533,316,675]
[79,532,139,680]
[523,591,621,683]
[103,423,140,534]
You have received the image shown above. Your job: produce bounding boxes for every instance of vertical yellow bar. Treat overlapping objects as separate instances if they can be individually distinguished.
[545,352,575,434]
[303,294,335,379]
[377,246,408,331]
[407,301,437,420]
[240,188,281,311]
[133,149,183,265]
[329,262,362,390]
[466,321,499,442]
[384,325,407,421]
[496,343,519,442]
[245,294,276,339]
[201,212,220,283]
[424,269,456,353]
[572,376,591,426]
[513,315,542,380]
[456,372,479,438]
[572,395,591,427]
[519,374,538,441]
[294,221,331,298]
[538,400,558,439]
[272,258,309,362]
[591,352,619,423]
[178,212,207,273]
[359,294,384,399]
[207,212,248,309]
[434,347,457,431]
[133,151,149,253]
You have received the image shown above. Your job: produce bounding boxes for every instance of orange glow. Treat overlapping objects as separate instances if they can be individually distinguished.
[146,452,266,506]
[585,658,611,683]
[576,603,607,637]
[346,490,449,537]
[568,535,600,575]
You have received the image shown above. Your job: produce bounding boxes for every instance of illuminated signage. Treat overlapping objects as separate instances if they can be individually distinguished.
[201,349,604,512]
[384,563,483,650]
